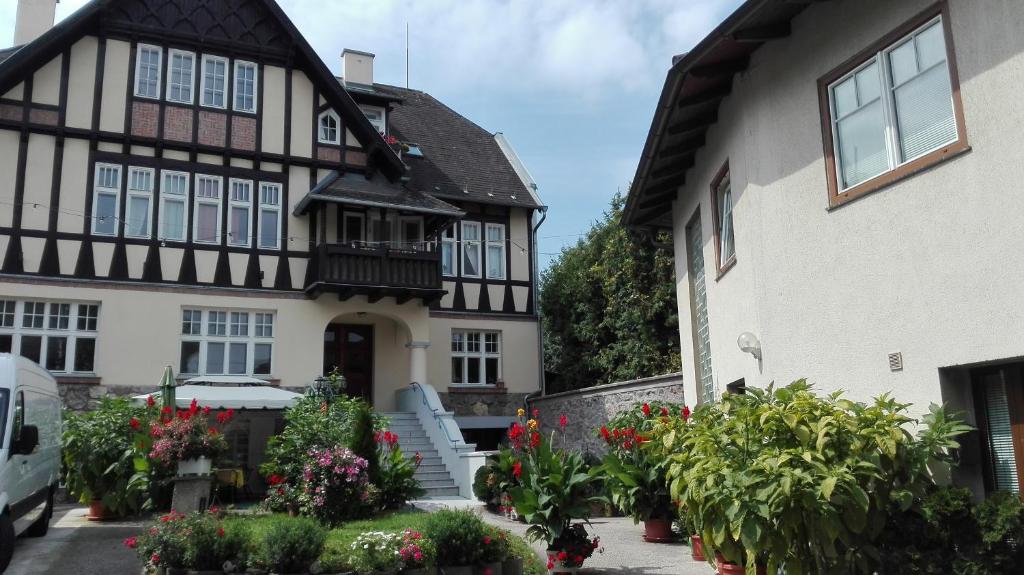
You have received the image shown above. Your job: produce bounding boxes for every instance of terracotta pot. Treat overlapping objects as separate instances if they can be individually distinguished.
[86,499,117,521]
[714,553,766,575]
[643,517,674,542]
[690,535,705,562]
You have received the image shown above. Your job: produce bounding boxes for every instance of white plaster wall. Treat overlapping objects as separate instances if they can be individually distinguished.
[99,40,130,133]
[66,37,98,130]
[261,66,286,155]
[669,0,1024,417]
[0,130,19,228]
[509,208,530,281]
[21,134,55,231]
[289,72,313,158]
[31,55,62,107]
[57,139,89,233]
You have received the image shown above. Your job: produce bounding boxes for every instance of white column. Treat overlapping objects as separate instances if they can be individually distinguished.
[407,340,430,384]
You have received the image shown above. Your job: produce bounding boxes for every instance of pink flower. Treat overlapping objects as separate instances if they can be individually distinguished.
[483,535,491,545]
[146,395,156,407]
[559,414,568,428]
[123,536,138,549]
[129,417,141,430]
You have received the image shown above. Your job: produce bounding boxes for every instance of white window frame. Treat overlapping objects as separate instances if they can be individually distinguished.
[125,166,154,239]
[827,15,957,193]
[715,171,735,266]
[200,54,229,109]
[227,178,253,247]
[359,105,386,134]
[450,329,501,386]
[165,48,195,104]
[179,307,275,376]
[441,225,456,277]
[0,300,100,374]
[485,223,506,280]
[318,110,340,144]
[134,44,162,99]
[193,174,223,245]
[158,170,189,242]
[92,163,121,237]
[258,182,282,250]
[233,60,258,113]
[461,221,482,279]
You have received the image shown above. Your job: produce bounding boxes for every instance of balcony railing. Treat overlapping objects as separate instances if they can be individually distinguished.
[310,243,443,295]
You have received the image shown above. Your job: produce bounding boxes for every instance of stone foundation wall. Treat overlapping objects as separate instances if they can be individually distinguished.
[438,391,530,417]
[527,373,685,456]
[58,383,159,411]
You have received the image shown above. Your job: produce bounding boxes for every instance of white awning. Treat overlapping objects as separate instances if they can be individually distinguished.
[133,384,304,410]
[181,375,273,386]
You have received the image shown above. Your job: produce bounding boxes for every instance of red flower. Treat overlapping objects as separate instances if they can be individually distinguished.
[623,439,634,449]
[575,555,584,564]
[208,427,218,436]
[189,398,199,413]
[483,569,492,575]
[151,553,161,565]
[129,417,141,430]
[161,406,173,415]
[532,408,539,418]
[642,403,652,417]
[483,535,491,545]
[547,560,555,570]
[217,528,225,537]
[682,405,691,421]
[202,406,211,415]
[374,431,382,443]
[559,414,568,428]
[557,551,568,561]
[268,474,285,486]
[508,422,524,441]
[600,426,611,443]
[123,536,138,549]
[146,395,156,407]
[529,431,541,448]
[512,461,522,478]
[277,487,285,496]
[660,406,669,416]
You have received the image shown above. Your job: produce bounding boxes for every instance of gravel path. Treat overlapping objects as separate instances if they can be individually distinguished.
[412,498,714,575]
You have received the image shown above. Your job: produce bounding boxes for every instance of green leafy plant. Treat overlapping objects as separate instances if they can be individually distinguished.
[375,430,425,509]
[259,393,366,482]
[300,446,374,525]
[62,397,156,516]
[350,401,382,483]
[148,400,232,464]
[346,531,405,573]
[970,491,1024,573]
[247,515,326,573]
[875,485,979,574]
[422,508,493,567]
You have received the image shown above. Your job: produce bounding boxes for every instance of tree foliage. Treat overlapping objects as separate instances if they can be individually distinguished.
[540,193,680,392]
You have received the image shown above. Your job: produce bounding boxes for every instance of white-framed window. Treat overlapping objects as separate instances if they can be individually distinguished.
[166,49,195,104]
[359,105,386,134]
[713,167,735,267]
[134,44,162,99]
[233,60,257,113]
[92,163,121,236]
[200,54,228,109]
[441,226,456,277]
[318,110,340,144]
[179,308,274,376]
[159,170,189,242]
[0,300,100,373]
[228,179,252,247]
[485,223,505,279]
[258,182,282,250]
[125,166,154,238]
[827,16,958,191]
[398,216,423,250]
[450,329,501,385]
[461,221,481,278]
[342,211,365,245]
[193,174,222,244]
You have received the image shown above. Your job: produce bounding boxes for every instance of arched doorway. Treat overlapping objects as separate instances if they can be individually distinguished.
[323,323,374,403]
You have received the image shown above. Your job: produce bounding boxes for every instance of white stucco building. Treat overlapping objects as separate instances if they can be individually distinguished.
[624,0,1024,496]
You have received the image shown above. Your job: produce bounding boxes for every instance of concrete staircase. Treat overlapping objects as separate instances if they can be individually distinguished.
[380,412,460,498]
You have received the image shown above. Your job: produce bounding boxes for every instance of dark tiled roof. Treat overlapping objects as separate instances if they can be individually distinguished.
[375,84,543,209]
[0,46,23,66]
[293,171,464,217]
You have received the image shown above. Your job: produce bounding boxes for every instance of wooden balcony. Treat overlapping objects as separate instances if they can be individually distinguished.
[306,243,445,303]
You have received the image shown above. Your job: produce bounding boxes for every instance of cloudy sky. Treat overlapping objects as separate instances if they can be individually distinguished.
[0,0,742,269]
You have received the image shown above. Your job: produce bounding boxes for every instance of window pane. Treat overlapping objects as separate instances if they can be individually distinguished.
[162,198,185,240]
[889,39,918,86]
[485,357,498,385]
[48,303,70,329]
[23,302,45,328]
[855,65,880,103]
[206,342,225,374]
[74,338,96,372]
[983,375,1019,493]
[77,304,98,331]
[487,245,504,278]
[45,337,67,371]
[127,195,150,237]
[442,243,454,276]
[463,243,480,276]
[832,77,858,118]
[451,357,463,384]
[94,193,117,235]
[893,62,956,162]
[463,224,480,241]
[230,206,249,245]
[254,343,272,374]
[916,22,946,70]
[466,357,480,384]
[835,100,888,188]
[718,183,735,262]
[0,300,13,327]
[228,343,247,374]
[180,341,200,374]
[259,209,279,249]
[20,335,41,363]
[196,203,219,243]
[230,312,249,336]
[182,309,201,335]
[0,335,11,353]
[466,332,480,353]
[208,311,226,335]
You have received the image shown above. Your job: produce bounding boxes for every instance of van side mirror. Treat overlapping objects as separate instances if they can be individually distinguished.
[16,425,39,455]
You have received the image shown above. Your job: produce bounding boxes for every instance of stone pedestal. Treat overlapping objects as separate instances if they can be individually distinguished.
[170,476,213,513]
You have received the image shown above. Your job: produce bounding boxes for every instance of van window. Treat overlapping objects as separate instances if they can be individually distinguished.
[12,391,23,446]
[0,389,8,448]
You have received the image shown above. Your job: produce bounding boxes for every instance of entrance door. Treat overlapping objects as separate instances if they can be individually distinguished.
[323,324,374,403]
[972,362,1024,494]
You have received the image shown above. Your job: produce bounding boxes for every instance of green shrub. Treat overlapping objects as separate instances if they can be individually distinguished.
[876,486,979,574]
[350,402,380,483]
[423,509,492,566]
[247,515,326,573]
[972,491,1024,573]
[259,394,365,483]
[473,463,497,503]
[377,440,425,509]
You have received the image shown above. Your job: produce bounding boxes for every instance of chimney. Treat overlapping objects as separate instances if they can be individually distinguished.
[14,0,59,46]
[341,49,374,87]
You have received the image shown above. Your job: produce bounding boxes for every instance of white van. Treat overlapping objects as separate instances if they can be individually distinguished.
[0,354,61,571]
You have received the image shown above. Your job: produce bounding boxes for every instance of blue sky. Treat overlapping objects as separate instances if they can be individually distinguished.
[0,0,743,270]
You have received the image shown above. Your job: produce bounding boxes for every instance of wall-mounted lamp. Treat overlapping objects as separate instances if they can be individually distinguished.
[737,332,762,361]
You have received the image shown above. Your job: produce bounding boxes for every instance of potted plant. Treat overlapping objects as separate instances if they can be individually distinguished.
[398,528,436,575]
[126,510,191,575]
[375,429,426,509]
[63,397,157,519]
[149,400,233,476]
[542,524,598,575]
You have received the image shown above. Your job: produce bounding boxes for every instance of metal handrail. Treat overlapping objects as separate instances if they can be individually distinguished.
[408,381,463,446]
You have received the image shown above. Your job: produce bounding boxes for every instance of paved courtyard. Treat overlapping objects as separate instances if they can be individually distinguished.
[412,498,712,575]
[7,505,142,575]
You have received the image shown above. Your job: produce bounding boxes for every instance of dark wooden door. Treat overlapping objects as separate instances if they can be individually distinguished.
[323,324,374,403]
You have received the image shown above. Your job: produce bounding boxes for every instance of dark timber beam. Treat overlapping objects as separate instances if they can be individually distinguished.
[659,134,705,159]
[689,56,750,79]
[644,173,687,197]
[396,293,413,305]
[731,22,791,43]
[337,288,355,301]
[651,156,695,180]
[677,85,731,109]
[368,293,384,304]
[667,110,717,136]
[639,190,679,210]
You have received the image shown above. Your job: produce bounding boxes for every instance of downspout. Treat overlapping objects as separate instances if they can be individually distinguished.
[532,205,549,397]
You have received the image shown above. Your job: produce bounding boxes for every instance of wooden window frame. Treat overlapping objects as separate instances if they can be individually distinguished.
[817,2,969,209]
[709,160,735,278]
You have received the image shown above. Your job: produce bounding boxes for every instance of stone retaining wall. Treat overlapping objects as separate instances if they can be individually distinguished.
[58,383,159,411]
[527,372,685,456]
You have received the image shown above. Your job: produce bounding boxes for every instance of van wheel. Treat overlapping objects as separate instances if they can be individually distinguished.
[24,489,53,538]
[0,512,14,572]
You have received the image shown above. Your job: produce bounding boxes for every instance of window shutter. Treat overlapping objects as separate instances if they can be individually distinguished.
[984,378,1020,493]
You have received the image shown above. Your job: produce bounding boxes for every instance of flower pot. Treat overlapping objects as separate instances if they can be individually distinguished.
[545,568,576,575]
[689,535,705,562]
[502,558,523,575]
[87,499,117,521]
[401,568,435,575]
[439,567,474,575]
[713,553,765,575]
[177,456,213,476]
[477,563,502,575]
[642,517,675,543]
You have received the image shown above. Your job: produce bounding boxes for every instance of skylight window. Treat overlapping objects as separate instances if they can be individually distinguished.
[405,144,424,158]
